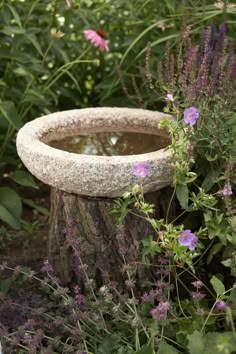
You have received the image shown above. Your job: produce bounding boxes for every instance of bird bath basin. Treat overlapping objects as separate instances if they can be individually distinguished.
[16,107,172,197]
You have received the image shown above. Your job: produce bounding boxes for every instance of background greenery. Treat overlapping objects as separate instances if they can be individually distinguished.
[0,0,236,228]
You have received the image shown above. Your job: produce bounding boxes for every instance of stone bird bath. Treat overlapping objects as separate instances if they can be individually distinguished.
[16,107,174,284]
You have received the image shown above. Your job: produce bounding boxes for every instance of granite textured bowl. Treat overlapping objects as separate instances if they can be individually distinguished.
[16,107,173,197]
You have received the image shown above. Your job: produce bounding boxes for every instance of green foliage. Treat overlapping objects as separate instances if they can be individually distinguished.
[187,331,236,354]
[176,184,189,210]
[210,276,225,297]
[0,187,22,229]
[108,7,236,354]
[158,341,179,354]
[142,235,161,258]
[134,344,154,354]
[10,170,38,189]
[97,335,120,354]
[187,330,205,354]
[0,100,23,130]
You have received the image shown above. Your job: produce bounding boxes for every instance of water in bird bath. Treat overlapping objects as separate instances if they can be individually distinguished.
[48,131,170,156]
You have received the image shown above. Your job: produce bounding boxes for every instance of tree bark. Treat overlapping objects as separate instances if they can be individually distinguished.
[48,186,176,285]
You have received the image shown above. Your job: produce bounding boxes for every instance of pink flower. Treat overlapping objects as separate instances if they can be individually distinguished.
[83,29,109,51]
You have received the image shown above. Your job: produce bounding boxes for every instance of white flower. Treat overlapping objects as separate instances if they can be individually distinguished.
[51,29,65,39]
[214,1,236,9]
[165,93,174,102]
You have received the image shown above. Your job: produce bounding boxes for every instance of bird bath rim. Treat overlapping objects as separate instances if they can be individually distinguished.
[16,107,173,197]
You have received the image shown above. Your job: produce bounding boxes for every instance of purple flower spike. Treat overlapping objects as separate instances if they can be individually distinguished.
[183,107,200,126]
[178,229,198,251]
[216,300,226,309]
[133,162,150,178]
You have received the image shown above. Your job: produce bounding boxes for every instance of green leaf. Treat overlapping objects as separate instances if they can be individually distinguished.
[0,187,22,229]
[119,20,171,66]
[187,331,205,354]
[142,236,161,257]
[5,4,22,27]
[158,341,179,354]
[10,170,38,189]
[1,26,25,35]
[205,152,218,162]
[22,198,49,216]
[26,34,43,57]
[176,184,189,209]
[23,89,45,104]
[0,205,20,229]
[207,243,223,264]
[134,344,154,354]
[97,335,119,354]
[202,170,220,192]
[229,216,236,229]
[204,332,236,354]
[0,101,23,130]
[210,275,225,297]
[117,348,133,354]
[0,278,14,295]
[13,66,30,77]
[221,258,232,268]
[0,47,37,64]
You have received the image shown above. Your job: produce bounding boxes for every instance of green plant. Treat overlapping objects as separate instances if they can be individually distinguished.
[1,1,236,353]
[0,0,98,228]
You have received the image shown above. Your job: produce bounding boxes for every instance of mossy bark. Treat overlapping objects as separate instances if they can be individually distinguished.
[48,186,176,285]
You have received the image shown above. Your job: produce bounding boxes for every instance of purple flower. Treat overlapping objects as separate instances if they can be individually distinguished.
[183,107,200,126]
[191,291,206,301]
[150,301,170,320]
[192,280,203,289]
[218,181,233,196]
[142,288,163,303]
[23,319,36,330]
[41,259,53,273]
[133,162,150,178]
[158,301,171,311]
[222,181,233,196]
[178,229,198,251]
[216,300,226,309]
[158,256,169,265]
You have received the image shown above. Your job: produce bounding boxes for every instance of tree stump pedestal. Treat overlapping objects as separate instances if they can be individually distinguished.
[49,186,175,286]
